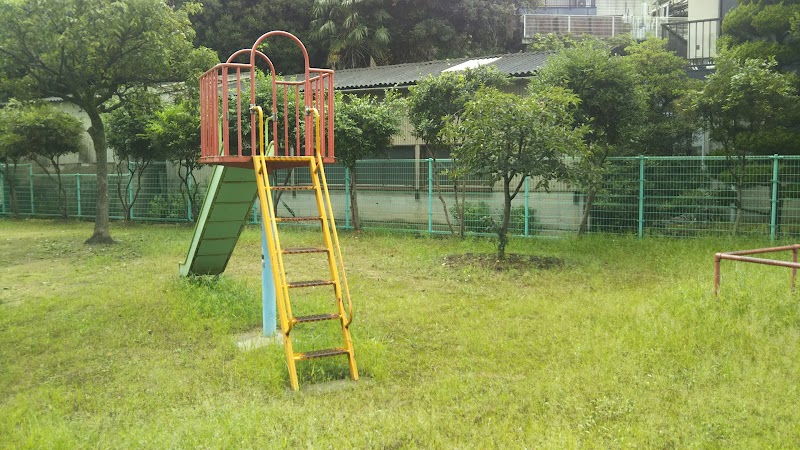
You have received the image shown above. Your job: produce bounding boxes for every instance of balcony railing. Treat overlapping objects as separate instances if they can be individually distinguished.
[540,0,596,6]
[523,14,632,39]
[660,18,721,66]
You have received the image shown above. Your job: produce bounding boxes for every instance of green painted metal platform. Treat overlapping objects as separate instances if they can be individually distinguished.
[178,165,257,276]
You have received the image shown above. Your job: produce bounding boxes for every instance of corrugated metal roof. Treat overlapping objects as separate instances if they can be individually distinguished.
[332,52,550,90]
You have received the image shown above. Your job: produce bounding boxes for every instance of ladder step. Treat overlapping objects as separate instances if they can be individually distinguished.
[271,186,315,191]
[294,348,348,361]
[283,247,329,255]
[293,313,340,324]
[275,216,321,223]
[288,280,336,288]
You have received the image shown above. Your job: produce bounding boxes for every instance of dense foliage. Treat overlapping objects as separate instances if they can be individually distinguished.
[0,0,206,243]
[187,0,537,70]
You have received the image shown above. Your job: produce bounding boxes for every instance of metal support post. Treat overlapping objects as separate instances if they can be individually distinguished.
[76,174,82,217]
[29,165,34,215]
[427,158,433,234]
[638,155,645,240]
[344,166,351,230]
[770,154,779,241]
[262,224,277,337]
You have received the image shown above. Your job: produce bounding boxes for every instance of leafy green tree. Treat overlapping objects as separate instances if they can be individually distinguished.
[334,91,402,230]
[720,0,800,73]
[0,0,201,243]
[625,37,697,155]
[21,104,85,218]
[690,56,800,232]
[408,66,511,234]
[387,0,537,63]
[443,86,586,258]
[0,102,31,217]
[527,32,633,53]
[190,0,318,73]
[534,41,645,235]
[107,91,165,221]
[311,0,391,68]
[146,101,202,222]
[0,102,84,218]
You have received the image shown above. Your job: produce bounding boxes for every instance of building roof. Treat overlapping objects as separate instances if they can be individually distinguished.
[331,52,550,90]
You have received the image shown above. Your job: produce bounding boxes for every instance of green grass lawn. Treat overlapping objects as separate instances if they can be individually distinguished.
[1,219,799,448]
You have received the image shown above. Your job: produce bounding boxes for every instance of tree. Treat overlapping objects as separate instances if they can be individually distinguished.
[146,101,203,222]
[443,86,586,259]
[190,0,318,73]
[720,0,800,73]
[19,103,85,218]
[386,0,537,63]
[0,0,200,243]
[625,37,697,155]
[408,66,511,235]
[106,91,165,221]
[311,0,391,68]
[0,102,30,217]
[534,41,645,235]
[334,91,402,230]
[690,56,800,233]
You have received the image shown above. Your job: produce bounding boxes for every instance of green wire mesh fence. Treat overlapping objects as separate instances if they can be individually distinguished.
[4,156,800,239]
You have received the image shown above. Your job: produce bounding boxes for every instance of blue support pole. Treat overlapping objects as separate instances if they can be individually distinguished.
[261,223,277,337]
[427,158,433,234]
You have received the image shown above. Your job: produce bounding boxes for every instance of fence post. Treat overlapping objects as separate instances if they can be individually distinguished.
[344,166,351,230]
[770,154,779,241]
[428,158,433,234]
[638,155,645,240]
[524,176,530,237]
[76,174,82,217]
[29,165,34,215]
[0,169,5,215]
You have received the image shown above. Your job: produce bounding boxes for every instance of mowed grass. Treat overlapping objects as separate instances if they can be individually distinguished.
[1,219,799,448]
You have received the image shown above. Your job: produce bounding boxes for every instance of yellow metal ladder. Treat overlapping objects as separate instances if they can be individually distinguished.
[251,107,358,391]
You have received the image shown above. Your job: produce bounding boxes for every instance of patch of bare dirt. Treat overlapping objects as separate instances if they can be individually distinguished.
[443,253,564,271]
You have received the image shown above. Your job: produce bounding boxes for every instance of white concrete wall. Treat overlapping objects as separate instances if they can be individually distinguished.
[689,0,720,21]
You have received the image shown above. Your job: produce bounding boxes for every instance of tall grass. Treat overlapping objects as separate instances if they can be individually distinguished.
[1,219,798,447]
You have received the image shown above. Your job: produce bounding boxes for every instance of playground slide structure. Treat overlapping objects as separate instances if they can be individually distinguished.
[178,31,357,391]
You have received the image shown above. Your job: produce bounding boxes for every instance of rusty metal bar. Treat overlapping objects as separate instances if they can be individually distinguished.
[714,245,800,295]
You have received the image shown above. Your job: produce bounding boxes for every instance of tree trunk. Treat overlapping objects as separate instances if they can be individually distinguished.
[53,158,67,219]
[349,165,361,230]
[733,180,743,235]
[497,177,512,260]
[578,187,597,236]
[85,111,114,244]
[423,147,455,235]
[3,161,20,217]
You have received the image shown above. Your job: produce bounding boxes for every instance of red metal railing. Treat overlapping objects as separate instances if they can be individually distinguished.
[714,245,800,295]
[198,31,335,167]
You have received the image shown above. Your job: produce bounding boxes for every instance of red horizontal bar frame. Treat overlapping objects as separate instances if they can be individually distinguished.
[714,244,800,295]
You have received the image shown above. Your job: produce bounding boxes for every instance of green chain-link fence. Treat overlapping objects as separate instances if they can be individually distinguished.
[4,156,800,239]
